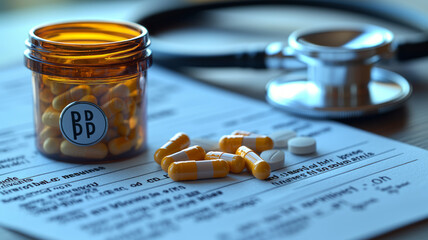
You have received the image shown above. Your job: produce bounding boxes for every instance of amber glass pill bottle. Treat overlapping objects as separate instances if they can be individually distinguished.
[24,21,152,162]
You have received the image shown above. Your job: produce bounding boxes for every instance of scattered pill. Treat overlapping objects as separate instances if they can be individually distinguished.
[205,151,245,173]
[288,137,316,155]
[60,140,108,159]
[260,150,285,171]
[231,130,253,136]
[219,135,273,153]
[43,137,61,154]
[168,159,229,181]
[191,138,220,151]
[269,129,296,148]
[236,146,271,180]
[154,132,190,164]
[161,145,206,172]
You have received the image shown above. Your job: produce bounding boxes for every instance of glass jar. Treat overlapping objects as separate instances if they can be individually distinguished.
[24,21,152,162]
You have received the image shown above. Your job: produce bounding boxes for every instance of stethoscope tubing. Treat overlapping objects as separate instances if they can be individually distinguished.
[137,0,428,69]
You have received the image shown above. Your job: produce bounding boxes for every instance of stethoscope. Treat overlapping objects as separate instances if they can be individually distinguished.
[137,0,428,118]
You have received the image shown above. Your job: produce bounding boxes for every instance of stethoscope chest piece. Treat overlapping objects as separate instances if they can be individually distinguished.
[266,25,412,118]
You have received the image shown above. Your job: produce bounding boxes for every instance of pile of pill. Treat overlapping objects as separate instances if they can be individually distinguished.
[154,130,317,182]
[36,76,145,161]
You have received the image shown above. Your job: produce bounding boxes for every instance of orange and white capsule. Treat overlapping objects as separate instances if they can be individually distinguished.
[231,130,253,136]
[205,151,245,173]
[236,146,271,180]
[161,145,205,172]
[154,132,190,164]
[168,159,229,181]
[219,135,273,153]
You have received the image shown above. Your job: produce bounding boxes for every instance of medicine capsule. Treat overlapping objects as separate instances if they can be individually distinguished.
[39,126,60,141]
[60,140,108,160]
[190,138,220,151]
[52,85,90,110]
[108,136,135,155]
[92,84,109,97]
[154,132,190,164]
[231,130,253,136]
[109,113,124,127]
[236,146,271,180]
[205,151,245,173]
[219,135,273,153]
[43,137,61,154]
[41,107,60,128]
[101,97,125,118]
[124,78,138,92]
[50,81,69,95]
[118,122,131,136]
[129,116,138,129]
[79,95,98,104]
[168,159,229,181]
[269,129,296,148]
[40,88,54,104]
[100,83,130,105]
[161,145,206,172]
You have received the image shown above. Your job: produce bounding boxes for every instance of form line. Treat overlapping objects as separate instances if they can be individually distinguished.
[288,159,418,205]
[0,163,55,177]
[204,143,384,194]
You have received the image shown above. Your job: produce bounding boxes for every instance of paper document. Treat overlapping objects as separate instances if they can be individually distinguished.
[0,65,427,240]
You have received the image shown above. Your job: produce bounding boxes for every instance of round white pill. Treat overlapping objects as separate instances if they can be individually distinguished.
[190,138,220,151]
[288,137,316,155]
[260,149,285,171]
[269,129,297,148]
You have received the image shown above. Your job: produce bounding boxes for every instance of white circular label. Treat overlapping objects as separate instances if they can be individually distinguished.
[59,101,108,146]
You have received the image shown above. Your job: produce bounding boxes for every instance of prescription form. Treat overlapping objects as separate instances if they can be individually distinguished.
[0,65,428,240]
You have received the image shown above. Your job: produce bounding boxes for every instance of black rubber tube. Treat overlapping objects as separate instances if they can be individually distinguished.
[137,0,428,68]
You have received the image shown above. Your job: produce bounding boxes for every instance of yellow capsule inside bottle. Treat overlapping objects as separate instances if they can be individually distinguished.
[25,21,152,162]
[168,159,230,181]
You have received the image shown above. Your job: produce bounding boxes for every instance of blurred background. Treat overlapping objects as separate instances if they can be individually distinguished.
[1,0,428,239]
[1,0,428,98]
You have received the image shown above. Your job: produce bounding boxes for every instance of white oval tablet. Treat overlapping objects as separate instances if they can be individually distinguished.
[190,138,220,151]
[260,149,285,171]
[269,129,297,148]
[288,137,316,155]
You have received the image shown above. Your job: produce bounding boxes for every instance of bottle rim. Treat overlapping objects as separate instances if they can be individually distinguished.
[28,20,150,48]
[24,20,152,78]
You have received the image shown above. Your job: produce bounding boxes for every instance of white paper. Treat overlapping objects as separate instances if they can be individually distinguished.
[0,65,427,240]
